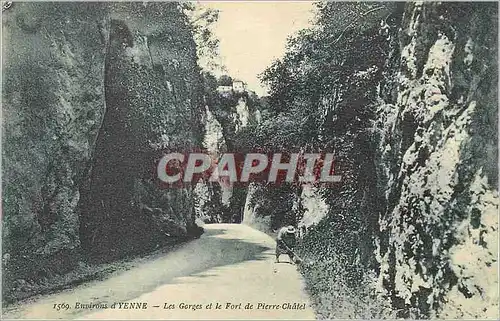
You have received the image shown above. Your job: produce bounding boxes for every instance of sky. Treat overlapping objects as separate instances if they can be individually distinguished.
[201,1,316,96]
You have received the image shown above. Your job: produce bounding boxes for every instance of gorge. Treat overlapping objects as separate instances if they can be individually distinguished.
[2,2,498,319]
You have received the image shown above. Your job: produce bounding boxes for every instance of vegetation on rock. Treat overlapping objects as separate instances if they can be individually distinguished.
[2,2,207,303]
[2,2,497,319]
[241,2,498,318]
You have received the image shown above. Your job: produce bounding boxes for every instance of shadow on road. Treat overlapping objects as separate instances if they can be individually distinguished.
[100,224,273,302]
[76,225,317,320]
[2,224,282,320]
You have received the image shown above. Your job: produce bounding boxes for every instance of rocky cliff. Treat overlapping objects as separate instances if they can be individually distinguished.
[198,73,262,223]
[79,2,205,260]
[2,2,204,302]
[241,1,498,319]
[373,2,498,318]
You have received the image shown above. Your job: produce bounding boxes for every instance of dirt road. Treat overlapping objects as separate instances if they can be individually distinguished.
[2,224,316,320]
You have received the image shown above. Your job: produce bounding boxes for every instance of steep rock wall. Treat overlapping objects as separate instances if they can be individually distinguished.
[79,2,205,260]
[373,2,498,318]
[2,2,110,297]
[2,2,205,300]
[239,2,497,319]
[204,88,261,223]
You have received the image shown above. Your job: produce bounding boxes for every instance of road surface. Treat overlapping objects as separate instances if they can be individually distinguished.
[3,224,316,320]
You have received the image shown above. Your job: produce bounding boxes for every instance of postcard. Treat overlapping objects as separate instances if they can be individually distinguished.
[1,1,498,320]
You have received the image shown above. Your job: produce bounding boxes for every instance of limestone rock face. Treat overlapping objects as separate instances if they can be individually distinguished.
[373,3,498,318]
[2,2,204,300]
[2,2,109,295]
[79,2,205,260]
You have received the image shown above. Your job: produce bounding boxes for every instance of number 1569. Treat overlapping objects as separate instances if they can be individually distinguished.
[53,303,70,311]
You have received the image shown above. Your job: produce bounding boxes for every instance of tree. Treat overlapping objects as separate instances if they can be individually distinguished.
[184,4,226,73]
[217,75,233,86]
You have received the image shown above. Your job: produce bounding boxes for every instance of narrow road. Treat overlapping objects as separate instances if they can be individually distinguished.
[3,224,316,320]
